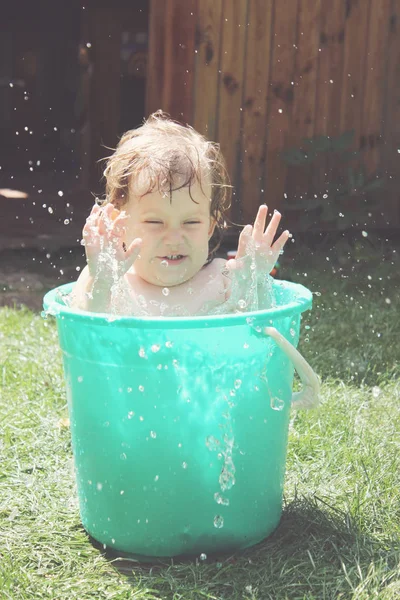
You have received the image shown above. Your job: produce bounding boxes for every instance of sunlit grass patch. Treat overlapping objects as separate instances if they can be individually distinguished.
[1,265,399,599]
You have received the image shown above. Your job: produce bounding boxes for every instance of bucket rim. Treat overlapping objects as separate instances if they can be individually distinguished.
[43,280,312,329]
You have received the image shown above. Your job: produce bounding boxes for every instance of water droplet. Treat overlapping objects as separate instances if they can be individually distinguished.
[77,376,83,383]
[162,287,170,296]
[120,490,124,495]
[372,386,381,398]
[361,230,368,237]
[138,385,144,392]
[238,299,247,309]
[150,431,157,439]
[120,453,127,460]
[58,190,64,197]
[96,482,103,491]
[151,344,161,353]
[127,411,134,419]
[138,347,146,358]
[47,206,53,214]
[182,461,188,469]
[200,553,207,561]
[154,475,159,482]
[214,492,230,506]
[206,436,220,450]
[165,341,173,348]
[243,342,249,349]
[214,515,224,529]
[64,219,70,225]
[234,379,242,389]
[290,328,296,337]
[271,397,285,411]
[160,260,168,267]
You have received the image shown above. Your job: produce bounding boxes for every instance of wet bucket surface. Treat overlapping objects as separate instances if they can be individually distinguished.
[43,279,313,558]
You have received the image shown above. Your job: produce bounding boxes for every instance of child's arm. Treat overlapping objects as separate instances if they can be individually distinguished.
[71,204,141,313]
[226,205,289,284]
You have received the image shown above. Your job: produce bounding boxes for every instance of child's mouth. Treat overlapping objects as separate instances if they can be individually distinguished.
[159,254,187,265]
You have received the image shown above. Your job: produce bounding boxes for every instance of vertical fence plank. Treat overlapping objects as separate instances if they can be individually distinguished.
[361,0,391,176]
[313,0,346,205]
[383,0,400,225]
[285,0,321,205]
[146,0,167,115]
[340,1,371,148]
[216,0,249,222]
[146,0,196,123]
[264,0,299,212]
[315,0,345,138]
[240,0,274,223]
[164,0,197,123]
[193,0,223,139]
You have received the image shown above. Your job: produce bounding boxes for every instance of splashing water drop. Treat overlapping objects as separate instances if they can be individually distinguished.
[214,515,224,529]
[151,344,161,353]
[214,492,230,506]
[372,386,381,398]
[160,260,168,267]
[206,436,220,450]
[162,287,170,296]
[200,553,207,561]
[234,379,242,389]
[182,461,188,469]
[138,385,144,392]
[64,219,70,225]
[271,397,285,411]
[150,431,157,439]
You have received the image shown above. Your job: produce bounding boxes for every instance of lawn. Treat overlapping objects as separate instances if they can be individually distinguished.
[0,239,399,599]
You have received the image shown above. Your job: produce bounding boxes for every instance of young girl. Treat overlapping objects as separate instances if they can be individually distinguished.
[72,111,290,316]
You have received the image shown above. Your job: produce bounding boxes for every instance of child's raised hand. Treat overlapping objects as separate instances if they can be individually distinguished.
[82,203,142,282]
[227,205,290,276]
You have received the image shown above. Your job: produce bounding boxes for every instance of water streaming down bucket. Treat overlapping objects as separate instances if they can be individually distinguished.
[43,278,318,558]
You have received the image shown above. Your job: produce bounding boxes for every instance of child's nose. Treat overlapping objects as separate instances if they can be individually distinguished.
[164,227,184,244]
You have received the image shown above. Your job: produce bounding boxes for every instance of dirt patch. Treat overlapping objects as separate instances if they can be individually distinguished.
[0,247,86,311]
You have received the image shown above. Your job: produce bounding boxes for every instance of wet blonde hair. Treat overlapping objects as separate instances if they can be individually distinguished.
[102,110,231,259]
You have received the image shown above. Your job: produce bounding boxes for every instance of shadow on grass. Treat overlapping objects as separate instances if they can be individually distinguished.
[92,496,399,598]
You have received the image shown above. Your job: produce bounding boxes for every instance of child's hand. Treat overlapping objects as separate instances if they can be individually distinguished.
[227,205,289,277]
[82,203,142,282]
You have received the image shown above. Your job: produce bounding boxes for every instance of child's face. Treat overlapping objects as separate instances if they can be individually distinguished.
[123,179,216,287]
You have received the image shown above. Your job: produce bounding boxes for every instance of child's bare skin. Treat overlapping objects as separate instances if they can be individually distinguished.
[73,187,289,316]
[71,111,289,316]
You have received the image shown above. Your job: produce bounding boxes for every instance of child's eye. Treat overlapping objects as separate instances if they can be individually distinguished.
[184,221,201,225]
[145,220,163,225]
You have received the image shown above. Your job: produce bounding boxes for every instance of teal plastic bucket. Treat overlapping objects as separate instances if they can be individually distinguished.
[43,279,317,558]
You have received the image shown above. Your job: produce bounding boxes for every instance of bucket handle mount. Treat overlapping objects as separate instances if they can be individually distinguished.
[263,327,320,409]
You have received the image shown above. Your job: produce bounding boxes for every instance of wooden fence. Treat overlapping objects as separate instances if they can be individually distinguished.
[147,0,400,228]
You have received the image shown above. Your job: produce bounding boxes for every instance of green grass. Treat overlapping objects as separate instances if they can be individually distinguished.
[1,251,399,599]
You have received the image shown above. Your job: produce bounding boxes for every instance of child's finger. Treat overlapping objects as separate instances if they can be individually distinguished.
[271,229,290,254]
[124,238,142,265]
[236,224,253,259]
[253,205,268,240]
[263,210,282,247]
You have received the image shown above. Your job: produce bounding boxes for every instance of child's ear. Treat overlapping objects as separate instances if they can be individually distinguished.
[208,218,217,239]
